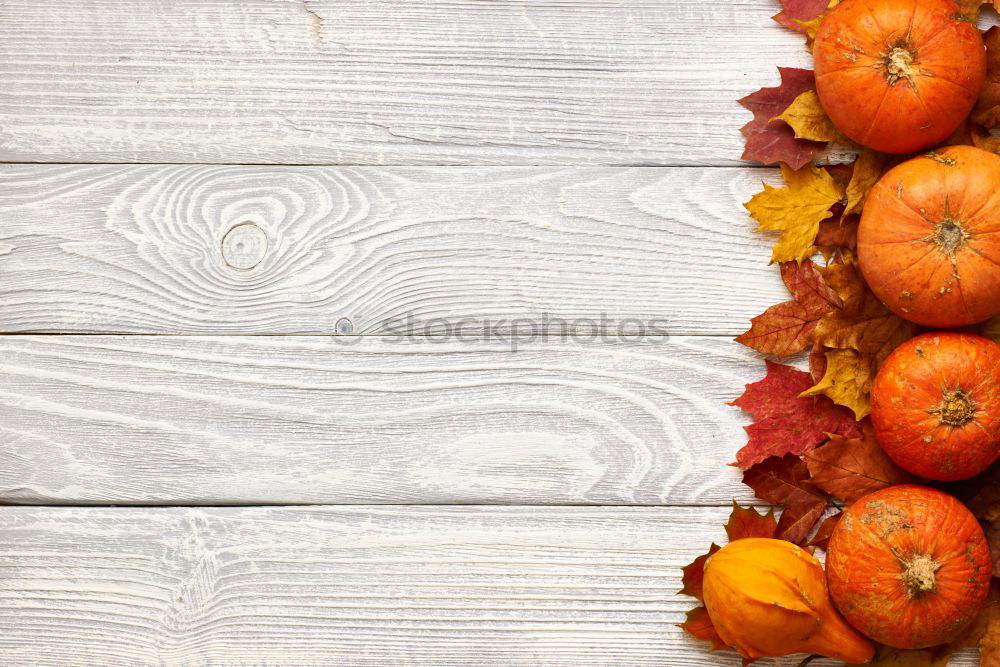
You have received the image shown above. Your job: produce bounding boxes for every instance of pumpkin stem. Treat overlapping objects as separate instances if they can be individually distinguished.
[900,553,941,599]
[930,218,970,256]
[882,44,919,88]
[929,388,976,427]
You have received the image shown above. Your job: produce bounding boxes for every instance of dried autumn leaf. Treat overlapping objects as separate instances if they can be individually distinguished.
[680,543,721,600]
[724,501,778,541]
[972,127,1000,154]
[853,647,948,666]
[989,522,1000,577]
[680,606,729,651]
[742,454,828,545]
[746,163,844,263]
[816,214,859,254]
[773,90,847,144]
[973,27,1000,128]
[808,342,828,384]
[953,463,1000,522]
[981,582,1000,663]
[800,347,871,419]
[804,420,914,503]
[984,314,1000,343]
[952,0,1000,22]
[730,361,861,469]
[736,259,842,357]
[792,1,841,47]
[808,511,841,550]
[844,150,886,216]
[739,68,825,169]
[813,259,915,369]
[772,0,830,32]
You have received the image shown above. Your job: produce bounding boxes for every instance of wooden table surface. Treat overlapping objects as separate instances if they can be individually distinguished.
[0,0,980,664]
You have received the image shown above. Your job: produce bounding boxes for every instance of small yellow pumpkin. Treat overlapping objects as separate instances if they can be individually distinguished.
[703,537,874,663]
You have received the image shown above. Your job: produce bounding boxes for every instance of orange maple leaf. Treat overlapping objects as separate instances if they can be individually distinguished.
[804,419,914,503]
[736,259,842,357]
[724,501,778,541]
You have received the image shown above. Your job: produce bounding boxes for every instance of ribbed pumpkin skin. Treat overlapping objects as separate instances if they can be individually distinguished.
[813,0,985,154]
[871,333,1000,481]
[827,485,991,649]
[858,146,1000,328]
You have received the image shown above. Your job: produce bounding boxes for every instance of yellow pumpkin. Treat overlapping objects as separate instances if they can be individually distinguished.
[703,538,874,663]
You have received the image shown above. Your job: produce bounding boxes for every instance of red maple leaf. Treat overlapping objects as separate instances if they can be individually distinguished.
[725,502,778,541]
[680,606,729,651]
[736,259,842,357]
[743,454,829,545]
[730,361,861,469]
[739,68,824,169]
[773,0,830,32]
[679,543,721,601]
[807,512,842,551]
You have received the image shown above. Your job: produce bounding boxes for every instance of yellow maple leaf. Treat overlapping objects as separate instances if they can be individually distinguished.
[772,91,847,144]
[801,348,870,419]
[844,149,886,216]
[794,0,840,46]
[746,163,844,263]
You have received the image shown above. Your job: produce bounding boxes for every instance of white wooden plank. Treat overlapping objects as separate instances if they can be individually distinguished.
[0,164,785,335]
[0,335,785,506]
[0,0,820,165]
[0,505,975,666]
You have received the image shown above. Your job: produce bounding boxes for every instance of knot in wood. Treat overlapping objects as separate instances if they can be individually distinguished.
[222,222,268,270]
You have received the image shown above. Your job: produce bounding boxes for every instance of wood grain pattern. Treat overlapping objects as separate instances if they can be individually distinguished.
[0,335,782,506]
[0,164,786,335]
[0,0,823,166]
[0,505,975,666]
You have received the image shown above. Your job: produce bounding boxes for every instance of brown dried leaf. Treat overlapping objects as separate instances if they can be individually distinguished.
[742,454,828,545]
[680,606,729,651]
[808,341,828,384]
[807,511,841,550]
[844,149,887,216]
[974,27,1000,128]
[736,259,841,357]
[981,582,1000,663]
[804,419,914,503]
[725,501,778,541]
[814,260,916,369]
[679,543,721,601]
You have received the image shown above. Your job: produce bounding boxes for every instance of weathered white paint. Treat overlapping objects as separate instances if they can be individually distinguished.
[0,335,781,506]
[0,0,830,165]
[0,164,786,334]
[0,505,975,666]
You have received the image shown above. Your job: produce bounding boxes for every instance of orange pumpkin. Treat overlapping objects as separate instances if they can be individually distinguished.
[827,485,991,649]
[858,146,1000,328]
[703,538,874,663]
[813,0,986,154]
[871,332,1000,481]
